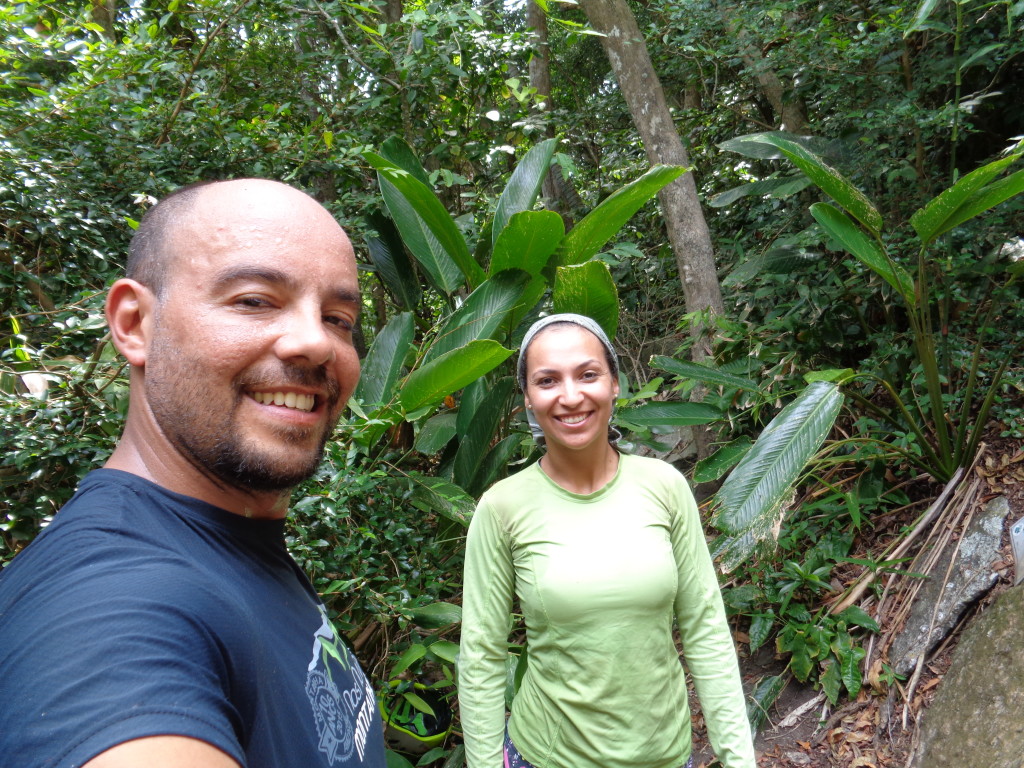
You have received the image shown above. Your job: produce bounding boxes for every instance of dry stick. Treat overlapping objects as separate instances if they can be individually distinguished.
[900,501,972,730]
[831,466,965,615]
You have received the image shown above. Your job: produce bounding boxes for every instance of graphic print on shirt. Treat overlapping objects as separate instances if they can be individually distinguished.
[306,606,378,765]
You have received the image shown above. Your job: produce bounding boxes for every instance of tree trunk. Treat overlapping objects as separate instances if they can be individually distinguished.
[383,0,402,24]
[578,0,725,350]
[91,0,118,40]
[527,0,571,220]
[719,7,809,133]
[578,0,724,474]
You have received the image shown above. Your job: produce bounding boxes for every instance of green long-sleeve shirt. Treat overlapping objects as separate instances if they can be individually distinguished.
[459,453,755,768]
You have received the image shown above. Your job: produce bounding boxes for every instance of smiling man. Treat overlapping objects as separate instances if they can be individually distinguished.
[0,180,387,768]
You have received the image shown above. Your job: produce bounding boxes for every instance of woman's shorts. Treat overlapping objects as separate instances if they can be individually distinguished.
[502,730,695,768]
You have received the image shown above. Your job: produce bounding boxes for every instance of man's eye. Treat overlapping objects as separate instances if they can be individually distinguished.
[237,296,270,308]
[325,315,354,331]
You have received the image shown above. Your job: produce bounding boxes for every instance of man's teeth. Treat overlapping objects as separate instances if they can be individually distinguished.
[559,414,587,425]
[252,391,314,412]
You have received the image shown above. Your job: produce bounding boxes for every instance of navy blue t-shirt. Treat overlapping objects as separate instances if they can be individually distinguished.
[0,469,386,768]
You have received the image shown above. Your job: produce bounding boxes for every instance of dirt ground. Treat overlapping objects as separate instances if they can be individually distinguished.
[690,437,1024,768]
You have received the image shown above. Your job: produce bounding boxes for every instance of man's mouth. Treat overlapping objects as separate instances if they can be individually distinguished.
[250,391,316,412]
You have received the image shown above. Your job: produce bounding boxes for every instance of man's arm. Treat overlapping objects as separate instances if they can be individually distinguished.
[83,736,241,768]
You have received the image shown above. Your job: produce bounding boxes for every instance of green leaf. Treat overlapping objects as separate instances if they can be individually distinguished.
[470,434,522,496]
[365,212,422,310]
[355,311,414,406]
[453,378,516,490]
[838,605,880,633]
[492,138,558,244]
[746,673,786,738]
[709,175,812,208]
[787,635,814,682]
[408,601,462,629]
[551,261,619,339]
[390,643,427,677]
[385,750,414,768]
[556,165,686,266]
[365,152,483,290]
[748,612,775,653]
[414,412,458,454]
[400,340,514,412]
[810,203,916,307]
[379,135,431,186]
[910,154,1022,244]
[619,401,723,427]
[905,0,943,36]
[744,134,883,237]
[425,270,529,364]
[916,166,1024,244]
[693,437,754,484]
[713,382,844,572]
[402,691,435,715]
[821,658,842,705]
[490,210,564,277]
[651,355,762,393]
[428,640,460,664]
[408,474,475,526]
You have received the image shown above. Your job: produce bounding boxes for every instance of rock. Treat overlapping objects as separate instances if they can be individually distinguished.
[911,581,1024,768]
[890,496,1010,675]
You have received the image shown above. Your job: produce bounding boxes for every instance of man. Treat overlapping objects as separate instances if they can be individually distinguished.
[0,180,387,768]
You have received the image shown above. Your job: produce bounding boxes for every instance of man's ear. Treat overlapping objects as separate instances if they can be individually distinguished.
[106,279,155,367]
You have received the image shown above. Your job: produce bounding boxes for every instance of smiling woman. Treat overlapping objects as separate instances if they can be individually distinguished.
[458,313,757,768]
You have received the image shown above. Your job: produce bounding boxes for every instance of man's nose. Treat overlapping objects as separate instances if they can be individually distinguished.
[273,306,334,366]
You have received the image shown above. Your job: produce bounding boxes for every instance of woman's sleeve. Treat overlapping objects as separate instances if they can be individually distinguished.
[458,495,515,768]
[670,476,757,768]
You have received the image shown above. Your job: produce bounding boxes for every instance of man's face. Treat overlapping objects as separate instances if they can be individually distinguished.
[141,181,361,494]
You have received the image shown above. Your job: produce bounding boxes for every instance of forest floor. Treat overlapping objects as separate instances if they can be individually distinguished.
[690,435,1024,768]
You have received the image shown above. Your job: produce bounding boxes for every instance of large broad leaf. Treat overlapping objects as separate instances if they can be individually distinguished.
[471,434,522,496]
[810,203,916,307]
[453,378,516,491]
[492,138,558,245]
[355,311,414,406]
[490,210,564,277]
[425,270,529,364]
[904,0,944,36]
[693,437,754,484]
[743,134,883,237]
[712,381,844,572]
[408,601,462,629]
[551,262,619,339]
[651,355,762,394]
[619,401,723,427]
[379,135,431,186]
[413,412,458,454]
[365,152,484,290]
[408,473,476,526]
[709,175,812,208]
[718,131,837,161]
[365,212,422,310]
[376,172,464,295]
[556,165,686,266]
[910,155,1024,244]
[400,340,514,413]
[723,245,822,286]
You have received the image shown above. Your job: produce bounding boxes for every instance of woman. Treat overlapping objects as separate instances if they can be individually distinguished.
[459,313,756,768]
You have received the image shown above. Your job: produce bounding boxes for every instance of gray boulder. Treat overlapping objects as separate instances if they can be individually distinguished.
[912,581,1024,768]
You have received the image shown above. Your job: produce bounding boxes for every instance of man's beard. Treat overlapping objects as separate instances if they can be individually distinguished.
[146,348,342,495]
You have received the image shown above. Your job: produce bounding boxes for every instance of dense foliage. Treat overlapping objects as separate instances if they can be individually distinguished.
[3,0,1023,763]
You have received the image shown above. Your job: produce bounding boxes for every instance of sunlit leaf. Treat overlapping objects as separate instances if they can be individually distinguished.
[492,138,558,244]
[400,341,514,412]
[552,262,619,339]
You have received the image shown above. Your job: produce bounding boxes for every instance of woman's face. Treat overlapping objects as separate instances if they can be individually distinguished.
[523,324,619,455]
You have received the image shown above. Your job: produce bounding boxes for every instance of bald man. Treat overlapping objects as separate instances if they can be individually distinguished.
[0,180,387,768]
